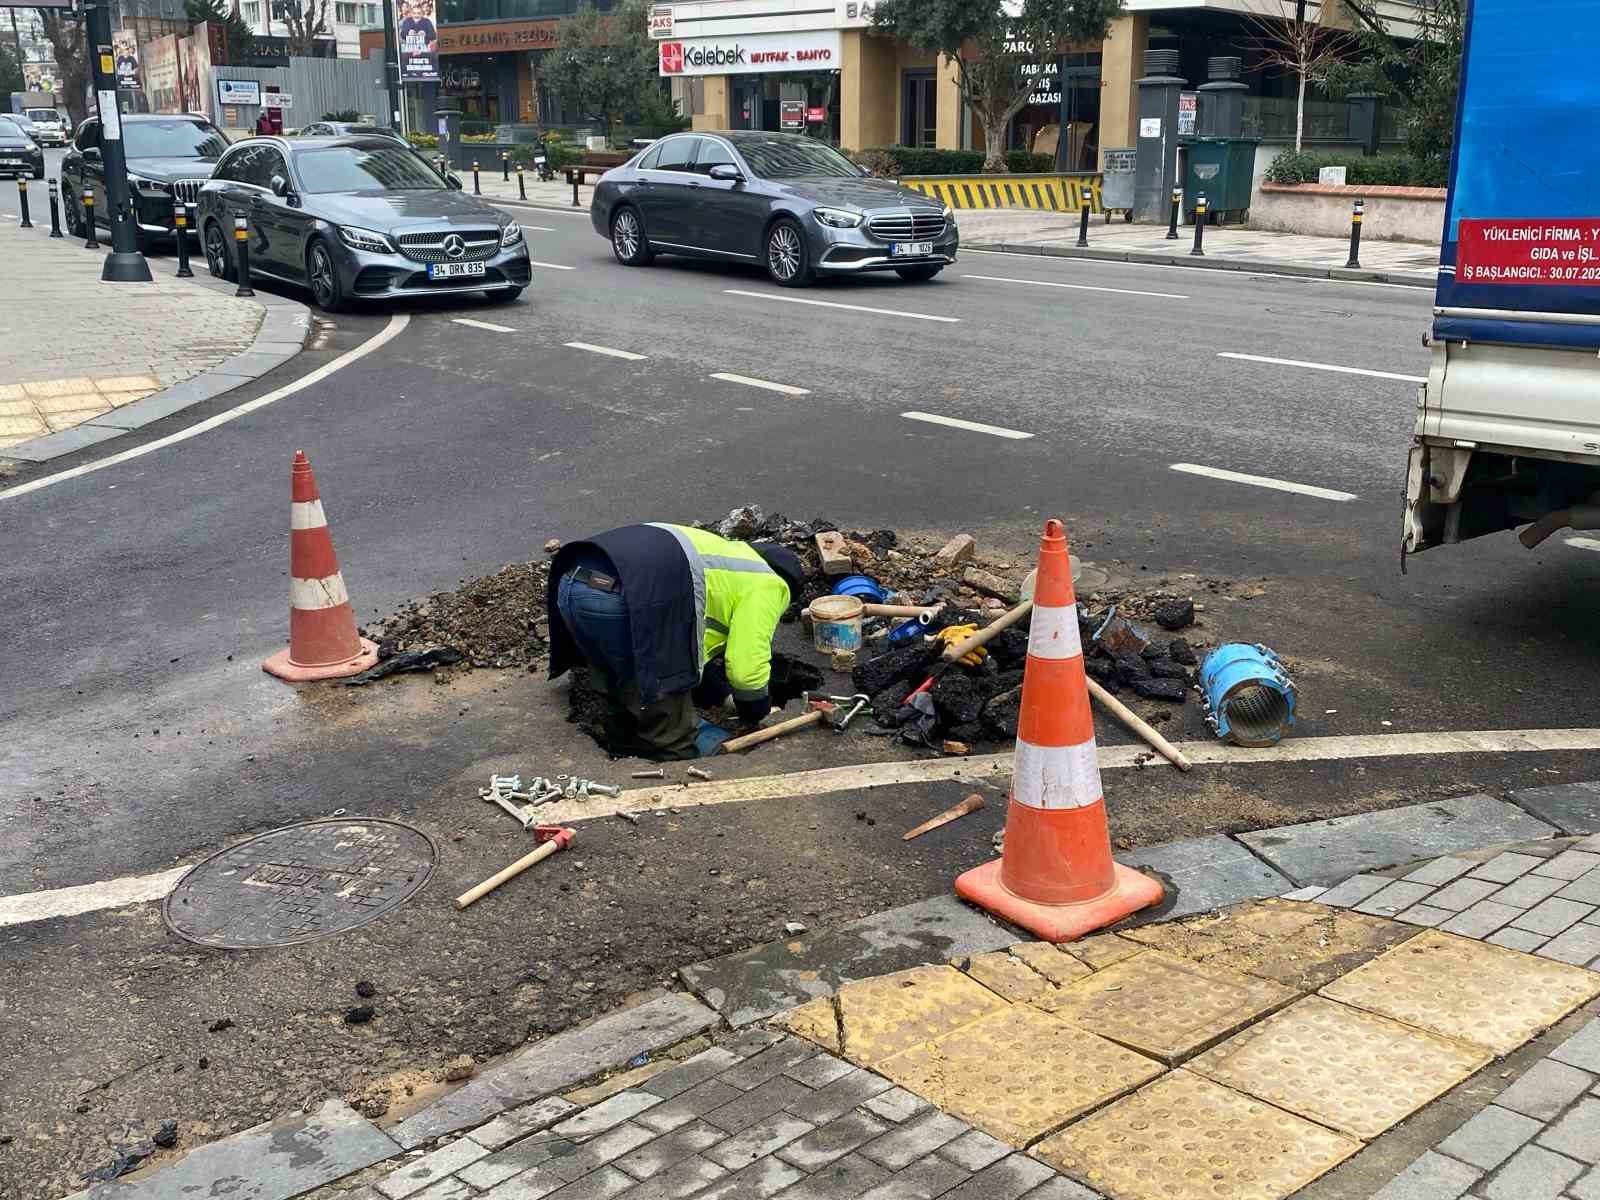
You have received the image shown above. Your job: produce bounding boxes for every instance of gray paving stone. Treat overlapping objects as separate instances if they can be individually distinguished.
[553,1091,663,1138]
[1494,1060,1596,1121]
[1571,1167,1600,1200]
[718,1039,818,1091]
[679,896,1012,1027]
[724,1029,786,1057]
[616,1121,725,1180]
[1438,900,1521,939]
[69,1100,399,1200]
[1396,904,1454,928]
[643,1048,744,1099]
[392,994,718,1148]
[1486,927,1549,953]
[692,1154,805,1200]
[768,1151,890,1200]
[85,373,241,429]
[1532,850,1600,880]
[1279,886,1327,901]
[939,1130,1013,1172]
[1238,796,1554,887]
[380,1138,492,1198]
[705,1114,816,1170]
[208,349,296,378]
[1436,1104,1542,1170]
[777,1111,890,1170]
[1470,852,1549,884]
[1425,878,1503,911]
[1367,1150,1481,1200]
[1557,870,1600,906]
[1314,874,1393,909]
[1118,835,1290,920]
[1553,1021,1600,1073]
[860,1112,970,1171]
[543,1166,637,1200]
[784,1069,894,1125]
[1487,874,1570,909]
[413,1180,475,1200]
[459,1136,577,1190]
[638,1079,744,1134]
[1,420,123,461]
[1535,1097,1600,1162]
[473,1099,582,1151]
[1020,1179,1103,1200]
[938,1154,1056,1200]
[539,1123,657,1185]
[1356,880,1437,916]
[857,1154,972,1200]
[623,1155,730,1200]
[1510,897,1595,936]
[1403,857,1478,887]
[1534,922,1600,965]
[1509,783,1600,835]
[483,1170,568,1200]
[1481,1144,1584,1200]
[863,1088,929,1124]
[704,1076,813,1134]
[785,1055,857,1089]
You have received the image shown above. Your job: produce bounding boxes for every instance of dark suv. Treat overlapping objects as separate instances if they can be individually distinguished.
[61,113,230,249]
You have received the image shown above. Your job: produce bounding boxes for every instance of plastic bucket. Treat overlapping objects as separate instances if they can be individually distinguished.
[810,594,865,653]
[832,575,887,603]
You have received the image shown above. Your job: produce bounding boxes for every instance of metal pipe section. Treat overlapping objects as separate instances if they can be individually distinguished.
[1519,504,1600,548]
[1199,643,1297,747]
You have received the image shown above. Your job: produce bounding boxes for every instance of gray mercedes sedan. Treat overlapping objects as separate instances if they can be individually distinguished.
[589,130,957,287]
[197,135,530,310]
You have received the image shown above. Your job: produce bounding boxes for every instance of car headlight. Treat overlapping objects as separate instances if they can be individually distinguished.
[942,205,954,222]
[338,225,393,253]
[500,221,522,247]
[813,206,863,229]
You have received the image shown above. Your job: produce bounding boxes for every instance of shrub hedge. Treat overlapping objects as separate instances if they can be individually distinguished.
[1263,150,1447,188]
[863,146,1058,176]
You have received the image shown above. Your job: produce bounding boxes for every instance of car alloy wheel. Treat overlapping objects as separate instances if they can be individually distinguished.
[308,242,341,311]
[204,222,232,280]
[611,207,649,266]
[767,222,803,283]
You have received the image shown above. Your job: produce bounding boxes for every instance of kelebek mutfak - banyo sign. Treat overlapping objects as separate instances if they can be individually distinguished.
[658,30,841,75]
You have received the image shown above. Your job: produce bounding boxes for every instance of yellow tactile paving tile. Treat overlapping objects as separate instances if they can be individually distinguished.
[1320,930,1600,1054]
[93,374,160,394]
[1187,996,1492,1139]
[1123,899,1418,991]
[20,376,95,398]
[1061,933,1147,971]
[877,1005,1163,1147]
[1035,1070,1361,1200]
[771,995,841,1054]
[1035,949,1297,1065]
[836,965,1007,1066]
[961,950,1054,1003]
[1008,942,1094,987]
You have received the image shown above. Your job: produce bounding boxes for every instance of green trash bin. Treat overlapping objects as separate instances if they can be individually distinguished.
[1184,137,1259,222]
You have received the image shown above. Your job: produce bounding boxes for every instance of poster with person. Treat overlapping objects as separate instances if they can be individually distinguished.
[113,31,143,91]
[397,0,440,84]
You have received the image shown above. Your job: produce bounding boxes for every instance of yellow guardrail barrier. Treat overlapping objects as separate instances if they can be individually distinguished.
[900,173,1105,213]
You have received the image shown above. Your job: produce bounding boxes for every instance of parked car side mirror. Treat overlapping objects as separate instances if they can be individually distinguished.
[270,174,290,197]
[446,172,463,190]
[708,164,744,183]
[857,163,873,177]
[82,145,101,160]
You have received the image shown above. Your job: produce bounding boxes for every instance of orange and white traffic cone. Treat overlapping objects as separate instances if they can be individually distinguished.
[262,450,379,683]
[955,518,1164,941]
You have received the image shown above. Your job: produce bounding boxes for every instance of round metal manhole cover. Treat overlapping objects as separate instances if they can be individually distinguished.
[163,819,437,949]
[1265,305,1356,319]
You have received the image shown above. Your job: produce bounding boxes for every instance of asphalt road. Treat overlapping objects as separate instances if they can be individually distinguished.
[6,198,1600,1197]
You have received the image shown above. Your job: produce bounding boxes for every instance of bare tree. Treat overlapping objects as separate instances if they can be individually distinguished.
[271,0,330,57]
[36,7,88,126]
[1242,0,1358,151]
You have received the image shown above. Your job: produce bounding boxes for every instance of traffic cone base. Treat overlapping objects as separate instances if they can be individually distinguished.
[263,636,379,683]
[955,854,1164,943]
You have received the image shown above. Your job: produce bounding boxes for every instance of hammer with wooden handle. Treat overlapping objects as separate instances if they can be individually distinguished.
[456,825,575,910]
[719,697,836,753]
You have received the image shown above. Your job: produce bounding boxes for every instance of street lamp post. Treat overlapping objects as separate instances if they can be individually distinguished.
[85,0,152,282]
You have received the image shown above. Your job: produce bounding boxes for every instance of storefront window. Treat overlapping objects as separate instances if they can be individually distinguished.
[728,72,840,145]
[1008,52,1100,171]
[902,70,935,148]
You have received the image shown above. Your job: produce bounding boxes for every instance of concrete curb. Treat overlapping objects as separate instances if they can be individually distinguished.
[0,268,312,465]
[964,239,1439,289]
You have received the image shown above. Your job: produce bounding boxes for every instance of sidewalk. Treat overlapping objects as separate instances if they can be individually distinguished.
[466,169,597,216]
[957,209,1442,287]
[74,781,1600,1200]
[0,220,306,464]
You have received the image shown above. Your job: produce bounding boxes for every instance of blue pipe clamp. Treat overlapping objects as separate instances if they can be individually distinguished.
[1198,643,1297,747]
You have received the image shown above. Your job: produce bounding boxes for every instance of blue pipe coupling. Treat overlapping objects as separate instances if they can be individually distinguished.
[1198,643,1297,747]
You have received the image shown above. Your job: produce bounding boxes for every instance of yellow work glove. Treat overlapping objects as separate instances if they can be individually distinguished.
[933,624,987,667]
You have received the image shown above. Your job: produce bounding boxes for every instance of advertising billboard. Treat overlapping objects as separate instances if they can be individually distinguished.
[398,0,440,83]
[141,35,183,113]
[113,30,142,91]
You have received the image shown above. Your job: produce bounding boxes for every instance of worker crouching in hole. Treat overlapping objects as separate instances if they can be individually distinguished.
[547,524,807,759]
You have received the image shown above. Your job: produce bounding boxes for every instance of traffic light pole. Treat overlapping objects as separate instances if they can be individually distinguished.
[380,0,403,131]
[86,0,152,283]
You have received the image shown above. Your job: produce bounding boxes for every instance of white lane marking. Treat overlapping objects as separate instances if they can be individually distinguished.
[710,372,811,397]
[1170,462,1356,502]
[1218,351,1426,384]
[8,724,1600,928]
[1,314,410,501]
[901,411,1033,440]
[1565,537,1600,552]
[962,273,1188,300]
[532,261,577,271]
[453,317,517,333]
[724,289,960,323]
[0,866,189,929]
[566,341,647,361]
[960,247,1436,291]
[522,225,556,232]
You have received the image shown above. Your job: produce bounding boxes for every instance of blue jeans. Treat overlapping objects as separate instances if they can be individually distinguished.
[555,569,634,689]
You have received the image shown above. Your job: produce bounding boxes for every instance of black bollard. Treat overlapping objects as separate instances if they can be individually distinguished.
[173,204,194,278]
[517,164,527,200]
[1166,185,1181,240]
[47,178,62,237]
[571,173,580,207]
[1345,197,1365,269]
[17,177,32,228]
[473,161,480,195]
[233,214,255,297]
[82,188,98,249]
[1190,193,1207,257]
[501,151,509,182]
[1076,185,1092,247]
